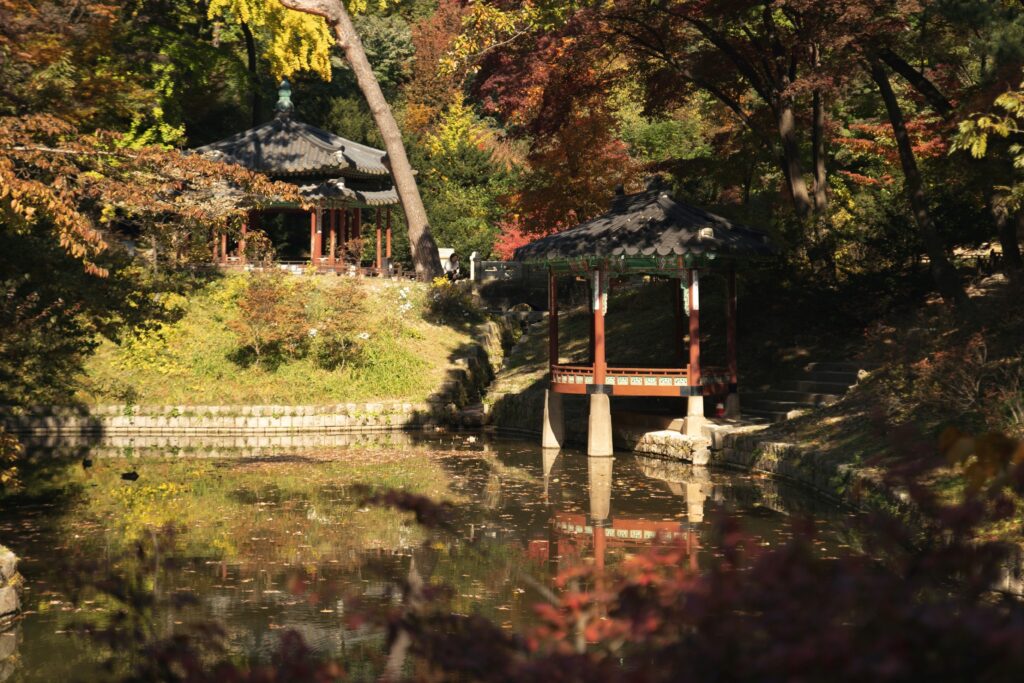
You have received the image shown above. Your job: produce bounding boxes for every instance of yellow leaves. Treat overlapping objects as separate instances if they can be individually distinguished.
[442,1,543,76]
[424,93,495,158]
[206,0,334,80]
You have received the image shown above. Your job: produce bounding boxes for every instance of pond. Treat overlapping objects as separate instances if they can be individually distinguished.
[0,433,862,681]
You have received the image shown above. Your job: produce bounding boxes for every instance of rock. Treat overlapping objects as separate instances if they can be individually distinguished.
[0,586,18,621]
[0,549,14,585]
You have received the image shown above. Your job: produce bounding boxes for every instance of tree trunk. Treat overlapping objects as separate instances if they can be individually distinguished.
[869,60,971,311]
[996,205,1024,276]
[811,46,828,214]
[777,97,813,218]
[277,0,442,280]
[877,48,952,117]
[241,21,261,128]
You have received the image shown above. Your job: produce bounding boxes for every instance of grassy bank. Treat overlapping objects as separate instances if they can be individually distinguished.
[76,273,478,406]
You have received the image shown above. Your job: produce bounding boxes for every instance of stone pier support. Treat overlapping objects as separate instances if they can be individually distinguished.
[587,392,613,456]
[541,389,564,449]
[684,395,705,437]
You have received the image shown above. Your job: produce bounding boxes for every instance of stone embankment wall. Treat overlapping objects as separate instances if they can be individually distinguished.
[0,402,438,435]
[0,320,513,436]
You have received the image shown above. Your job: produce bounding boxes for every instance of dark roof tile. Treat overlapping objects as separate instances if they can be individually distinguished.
[513,189,774,264]
[194,114,391,177]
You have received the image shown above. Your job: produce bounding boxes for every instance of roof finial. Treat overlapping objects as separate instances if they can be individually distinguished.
[275,79,294,116]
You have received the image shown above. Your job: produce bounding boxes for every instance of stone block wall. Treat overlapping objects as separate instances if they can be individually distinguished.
[0,402,445,436]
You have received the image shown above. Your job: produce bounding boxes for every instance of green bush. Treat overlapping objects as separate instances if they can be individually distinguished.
[428,277,483,323]
[226,272,307,367]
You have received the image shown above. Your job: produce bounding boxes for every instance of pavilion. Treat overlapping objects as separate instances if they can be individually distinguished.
[195,81,398,273]
[513,179,774,456]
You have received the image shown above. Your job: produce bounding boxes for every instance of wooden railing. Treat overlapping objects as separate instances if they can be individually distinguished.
[550,363,731,396]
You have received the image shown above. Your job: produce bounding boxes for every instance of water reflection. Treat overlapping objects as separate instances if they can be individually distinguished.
[0,436,856,681]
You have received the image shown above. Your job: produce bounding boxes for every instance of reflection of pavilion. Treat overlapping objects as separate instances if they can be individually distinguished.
[537,452,710,574]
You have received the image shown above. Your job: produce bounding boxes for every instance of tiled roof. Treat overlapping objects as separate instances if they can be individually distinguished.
[514,188,774,264]
[297,178,398,207]
[194,113,391,177]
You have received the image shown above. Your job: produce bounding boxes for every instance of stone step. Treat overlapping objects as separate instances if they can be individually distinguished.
[742,407,798,423]
[741,398,817,412]
[742,390,841,406]
[797,370,859,385]
[778,380,852,395]
[804,361,879,373]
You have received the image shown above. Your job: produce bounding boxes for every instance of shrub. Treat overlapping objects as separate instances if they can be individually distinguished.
[306,279,369,370]
[226,272,307,366]
[428,277,483,322]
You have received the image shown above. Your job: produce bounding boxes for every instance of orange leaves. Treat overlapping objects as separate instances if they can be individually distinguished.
[0,114,299,276]
[940,426,1024,493]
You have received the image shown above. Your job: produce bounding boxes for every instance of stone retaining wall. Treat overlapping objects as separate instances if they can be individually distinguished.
[0,319,514,437]
[0,402,439,435]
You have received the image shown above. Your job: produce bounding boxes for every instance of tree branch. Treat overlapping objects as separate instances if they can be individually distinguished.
[877,48,953,117]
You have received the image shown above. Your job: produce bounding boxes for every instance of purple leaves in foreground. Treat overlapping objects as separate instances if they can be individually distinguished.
[353,485,456,529]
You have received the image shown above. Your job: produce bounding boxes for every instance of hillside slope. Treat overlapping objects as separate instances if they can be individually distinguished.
[78,273,478,405]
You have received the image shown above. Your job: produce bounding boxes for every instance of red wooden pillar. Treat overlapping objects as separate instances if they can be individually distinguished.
[385,208,392,259]
[341,209,349,262]
[220,232,228,265]
[673,276,684,365]
[329,208,337,266]
[685,268,704,435]
[548,270,559,371]
[726,267,737,385]
[212,230,219,264]
[239,213,248,264]
[593,269,607,384]
[375,208,382,270]
[354,208,361,240]
[725,266,740,417]
[687,269,701,388]
[309,210,318,265]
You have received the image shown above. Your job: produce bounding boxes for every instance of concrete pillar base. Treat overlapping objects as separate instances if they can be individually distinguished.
[587,393,613,456]
[724,393,741,419]
[684,395,705,437]
[541,389,565,449]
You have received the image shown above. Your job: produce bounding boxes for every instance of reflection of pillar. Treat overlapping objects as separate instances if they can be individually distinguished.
[587,456,613,523]
[542,447,559,501]
[685,467,712,524]
[685,269,705,436]
[588,456,613,575]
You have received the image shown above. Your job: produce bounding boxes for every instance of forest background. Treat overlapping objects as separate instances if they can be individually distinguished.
[2,0,1024,407]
